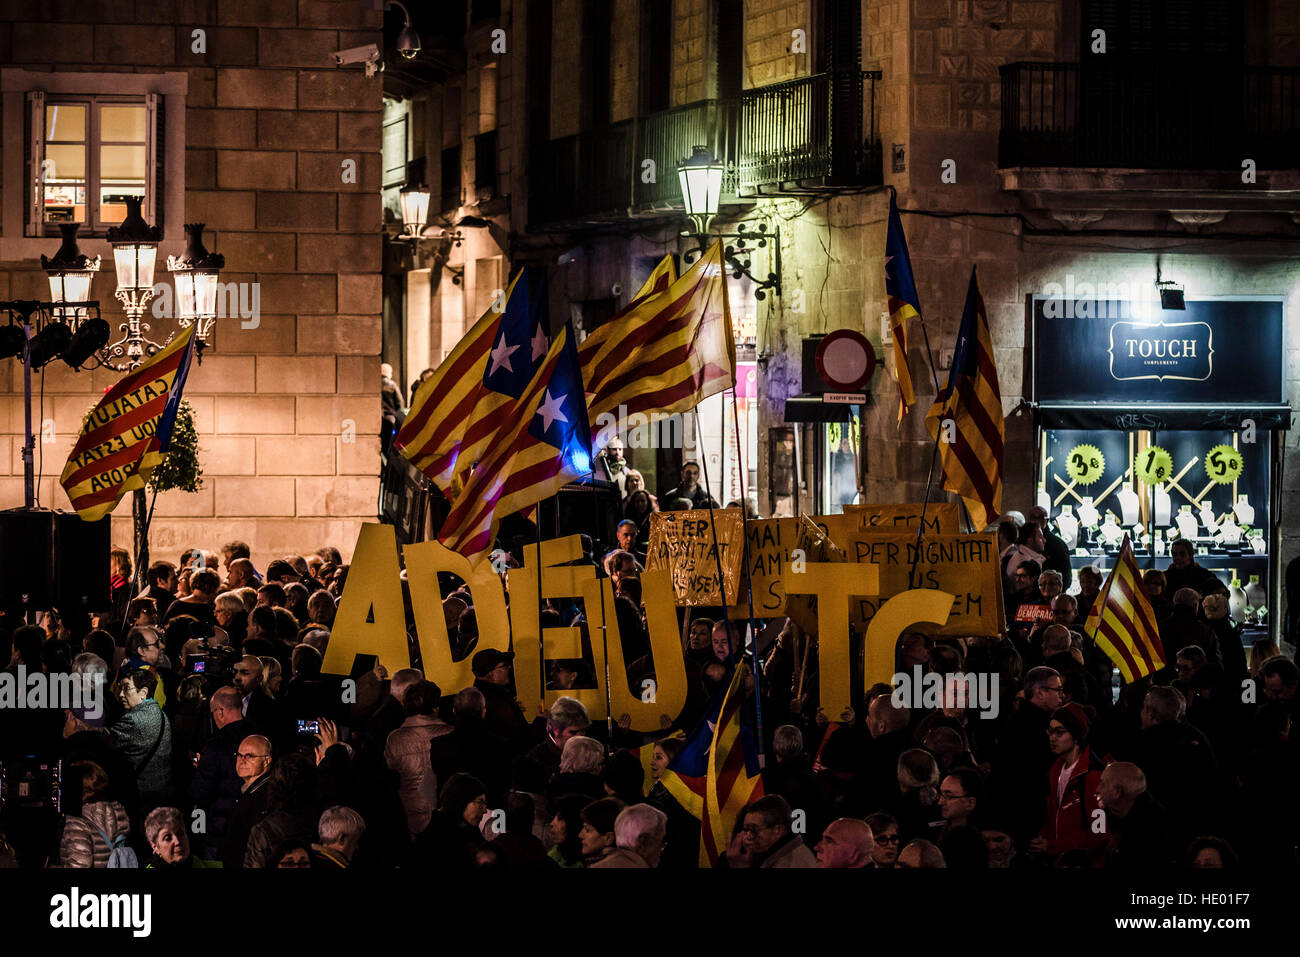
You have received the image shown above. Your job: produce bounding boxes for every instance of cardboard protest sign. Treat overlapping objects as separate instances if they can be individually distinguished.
[738,520,1002,637]
[646,508,746,606]
[843,502,963,534]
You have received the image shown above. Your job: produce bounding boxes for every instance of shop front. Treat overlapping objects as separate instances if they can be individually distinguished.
[1031,296,1289,642]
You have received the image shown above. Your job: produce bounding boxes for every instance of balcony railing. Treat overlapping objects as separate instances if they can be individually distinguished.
[999,62,1300,170]
[529,69,881,229]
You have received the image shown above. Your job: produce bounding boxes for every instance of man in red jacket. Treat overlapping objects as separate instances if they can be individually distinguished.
[1029,702,1108,865]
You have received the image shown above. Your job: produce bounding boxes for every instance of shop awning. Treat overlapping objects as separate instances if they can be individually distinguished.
[783,395,855,423]
[1033,403,1292,431]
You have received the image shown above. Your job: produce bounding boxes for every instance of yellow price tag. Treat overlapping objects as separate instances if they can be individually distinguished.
[1065,444,1105,487]
[1204,444,1243,485]
[1136,446,1173,485]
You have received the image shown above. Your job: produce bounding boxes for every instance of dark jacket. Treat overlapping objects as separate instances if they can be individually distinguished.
[474,679,531,748]
[190,717,251,851]
[1041,530,1073,591]
[1129,720,1219,839]
[219,771,272,868]
[1103,791,1176,869]
[429,719,513,805]
[1157,607,1217,682]
[409,809,484,870]
[144,585,176,620]
[992,699,1056,842]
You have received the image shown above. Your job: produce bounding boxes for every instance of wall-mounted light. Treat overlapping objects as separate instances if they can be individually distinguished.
[167,222,225,348]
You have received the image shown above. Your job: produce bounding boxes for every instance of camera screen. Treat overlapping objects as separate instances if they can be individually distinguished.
[193,659,206,673]
[297,719,319,735]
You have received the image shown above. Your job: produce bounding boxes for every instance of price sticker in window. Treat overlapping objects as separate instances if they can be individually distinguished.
[1065,444,1105,487]
[1204,444,1244,485]
[1136,446,1173,486]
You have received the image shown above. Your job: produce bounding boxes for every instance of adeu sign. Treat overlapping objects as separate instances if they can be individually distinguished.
[1108,321,1213,383]
[322,523,973,725]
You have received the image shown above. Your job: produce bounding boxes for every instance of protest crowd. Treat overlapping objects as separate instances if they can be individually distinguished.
[0,492,1297,873]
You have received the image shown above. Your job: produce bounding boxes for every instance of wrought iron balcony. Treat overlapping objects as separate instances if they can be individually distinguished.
[528,69,881,229]
[999,62,1300,171]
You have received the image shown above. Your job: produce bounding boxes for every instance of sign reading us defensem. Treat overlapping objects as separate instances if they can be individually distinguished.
[1032,298,1283,406]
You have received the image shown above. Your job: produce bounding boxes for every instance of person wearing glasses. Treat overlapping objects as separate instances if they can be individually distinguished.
[731,795,816,868]
[109,668,174,812]
[1030,701,1107,865]
[191,686,252,860]
[219,735,274,868]
[116,626,176,710]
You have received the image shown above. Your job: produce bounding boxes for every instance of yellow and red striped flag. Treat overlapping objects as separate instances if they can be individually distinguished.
[60,325,198,521]
[393,269,532,495]
[924,265,1003,530]
[579,241,735,431]
[438,320,593,564]
[659,660,764,867]
[1086,537,1166,683]
[885,191,919,424]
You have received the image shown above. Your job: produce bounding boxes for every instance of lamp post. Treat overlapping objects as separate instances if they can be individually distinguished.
[41,223,101,328]
[676,145,781,300]
[104,196,164,371]
[167,223,225,350]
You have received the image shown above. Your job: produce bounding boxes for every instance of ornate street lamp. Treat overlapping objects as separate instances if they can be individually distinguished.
[167,222,225,349]
[41,223,100,328]
[676,145,781,300]
[104,196,164,370]
[677,145,725,236]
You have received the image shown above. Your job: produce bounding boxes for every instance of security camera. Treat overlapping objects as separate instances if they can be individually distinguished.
[333,44,383,77]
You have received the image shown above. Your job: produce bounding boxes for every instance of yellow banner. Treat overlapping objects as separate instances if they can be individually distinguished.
[646,508,746,606]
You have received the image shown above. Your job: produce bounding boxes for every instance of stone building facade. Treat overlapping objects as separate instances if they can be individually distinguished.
[0,0,385,563]
[390,0,1299,620]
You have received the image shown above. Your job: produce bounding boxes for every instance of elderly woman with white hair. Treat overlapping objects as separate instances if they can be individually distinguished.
[144,806,220,868]
[546,736,607,805]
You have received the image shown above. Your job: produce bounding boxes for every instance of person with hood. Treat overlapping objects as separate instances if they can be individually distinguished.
[1030,702,1108,864]
[410,772,489,870]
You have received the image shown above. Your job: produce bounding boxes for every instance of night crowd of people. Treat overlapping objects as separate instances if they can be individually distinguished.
[0,491,1296,872]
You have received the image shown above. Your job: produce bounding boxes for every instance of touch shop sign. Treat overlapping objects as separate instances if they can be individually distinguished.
[1032,297,1284,408]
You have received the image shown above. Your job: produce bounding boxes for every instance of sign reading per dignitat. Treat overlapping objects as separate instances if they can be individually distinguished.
[646,508,746,605]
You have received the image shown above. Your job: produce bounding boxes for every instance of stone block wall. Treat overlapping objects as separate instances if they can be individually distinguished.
[0,0,384,564]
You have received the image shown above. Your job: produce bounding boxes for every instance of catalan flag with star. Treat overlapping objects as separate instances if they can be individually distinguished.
[60,325,198,521]
[924,265,1004,530]
[438,316,594,564]
[885,190,920,424]
[1085,536,1166,683]
[394,266,548,496]
[659,659,764,867]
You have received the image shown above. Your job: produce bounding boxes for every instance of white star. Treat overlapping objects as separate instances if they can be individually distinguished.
[488,335,520,376]
[531,327,549,361]
[535,389,569,433]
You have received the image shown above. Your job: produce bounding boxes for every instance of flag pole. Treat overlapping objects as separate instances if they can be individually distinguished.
[725,387,765,765]
[589,482,615,747]
[689,407,745,674]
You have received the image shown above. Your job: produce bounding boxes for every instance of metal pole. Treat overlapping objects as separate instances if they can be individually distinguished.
[21,316,34,509]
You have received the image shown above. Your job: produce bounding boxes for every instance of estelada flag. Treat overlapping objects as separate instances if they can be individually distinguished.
[885,191,920,424]
[60,326,198,521]
[1087,536,1166,683]
[660,659,764,867]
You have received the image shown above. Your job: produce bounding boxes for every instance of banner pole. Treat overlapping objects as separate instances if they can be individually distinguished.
[725,387,766,764]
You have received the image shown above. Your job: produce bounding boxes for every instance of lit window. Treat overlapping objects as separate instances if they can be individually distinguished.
[32,94,155,236]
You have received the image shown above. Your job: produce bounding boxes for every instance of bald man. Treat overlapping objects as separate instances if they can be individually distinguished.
[226,557,259,591]
[898,839,947,869]
[1098,761,1175,869]
[221,734,273,868]
[815,819,875,868]
[192,686,252,858]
